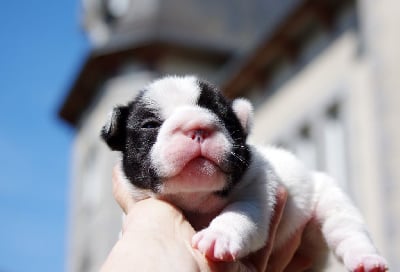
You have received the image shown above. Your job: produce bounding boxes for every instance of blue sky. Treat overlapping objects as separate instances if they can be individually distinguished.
[0,1,88,271]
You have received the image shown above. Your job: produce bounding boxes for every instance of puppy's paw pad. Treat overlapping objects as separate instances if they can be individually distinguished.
[350,254,388,272]
[192,228,242,261]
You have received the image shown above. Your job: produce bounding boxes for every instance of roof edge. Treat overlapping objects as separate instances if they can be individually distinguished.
[58,38,232,128]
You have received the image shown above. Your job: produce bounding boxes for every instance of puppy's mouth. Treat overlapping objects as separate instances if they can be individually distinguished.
[180,156,222,177]
[160,155,229,194]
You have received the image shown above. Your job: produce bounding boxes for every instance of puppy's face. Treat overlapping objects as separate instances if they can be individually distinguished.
[102,76,253,197]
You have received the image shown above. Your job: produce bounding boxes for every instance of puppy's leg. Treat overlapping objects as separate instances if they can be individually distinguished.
[192,197,273,261]
[313,172,388,272]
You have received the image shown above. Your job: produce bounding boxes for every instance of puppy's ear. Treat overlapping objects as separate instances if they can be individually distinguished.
[101,106,129,151]
[232,98,253,135]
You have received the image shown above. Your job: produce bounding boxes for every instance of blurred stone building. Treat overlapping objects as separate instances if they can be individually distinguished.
[59,0,400,271]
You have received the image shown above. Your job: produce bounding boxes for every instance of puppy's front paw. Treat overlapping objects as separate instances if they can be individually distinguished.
[192,227,245,261]
[346,254,388,272]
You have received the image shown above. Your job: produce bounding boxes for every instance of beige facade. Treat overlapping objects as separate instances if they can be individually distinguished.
[61,0,399,271]
[248,31,391,271]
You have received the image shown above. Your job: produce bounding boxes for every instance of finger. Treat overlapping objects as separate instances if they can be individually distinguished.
[283,253,312,272]
[209,260,257,272]
[267,223,308,272]
[248,185,288,272]
[112,164,135,214]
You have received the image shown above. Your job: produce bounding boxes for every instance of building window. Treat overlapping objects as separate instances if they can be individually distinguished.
[79,248,92,272]
[322,103,348,189]
[81,143,103,213]
[281,101,348,190]
[293,125,318,171]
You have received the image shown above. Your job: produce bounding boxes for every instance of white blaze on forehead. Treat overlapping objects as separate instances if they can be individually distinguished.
[143,75,201,118]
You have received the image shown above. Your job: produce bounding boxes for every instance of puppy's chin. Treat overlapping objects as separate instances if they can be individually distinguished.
[159,157,227,194]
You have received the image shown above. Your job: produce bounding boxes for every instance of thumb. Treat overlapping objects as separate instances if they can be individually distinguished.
[112,163,136,214]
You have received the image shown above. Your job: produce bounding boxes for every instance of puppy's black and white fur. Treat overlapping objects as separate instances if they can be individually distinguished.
[101,75,388,271]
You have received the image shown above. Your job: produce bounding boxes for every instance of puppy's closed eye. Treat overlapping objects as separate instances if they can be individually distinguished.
[141,120,161,129]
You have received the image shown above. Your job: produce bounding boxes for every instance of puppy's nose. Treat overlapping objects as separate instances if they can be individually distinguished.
[188,129,210,143]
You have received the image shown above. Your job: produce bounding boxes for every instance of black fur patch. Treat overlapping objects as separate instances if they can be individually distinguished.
[123,94,164,192]
[101,91,164,192]
[197,80,251,196]
[101,106,129,151]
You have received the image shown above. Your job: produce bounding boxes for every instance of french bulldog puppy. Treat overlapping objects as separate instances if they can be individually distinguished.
[101,75,388,271]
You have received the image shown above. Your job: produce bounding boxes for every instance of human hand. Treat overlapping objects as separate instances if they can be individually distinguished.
[101,165,312,272]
